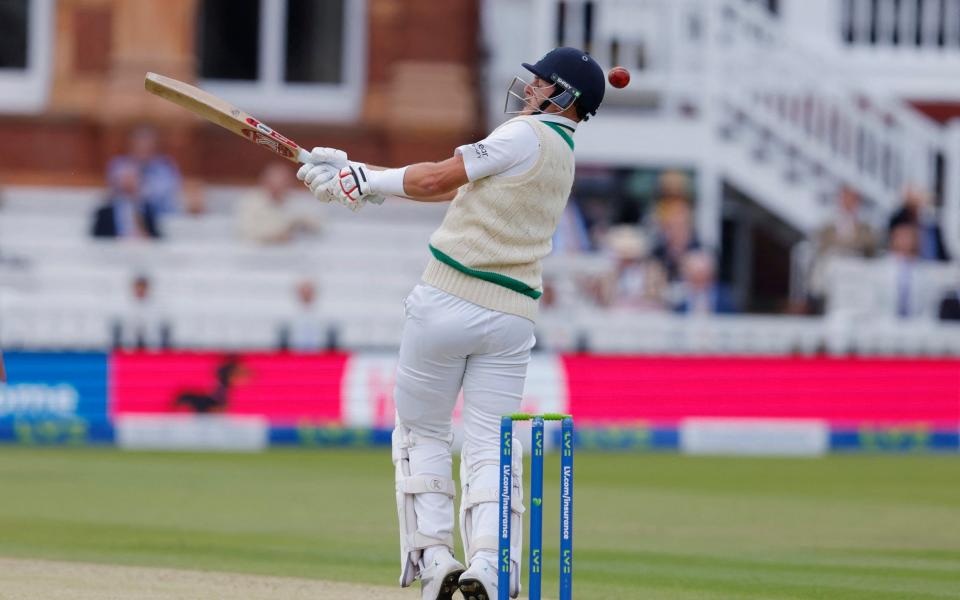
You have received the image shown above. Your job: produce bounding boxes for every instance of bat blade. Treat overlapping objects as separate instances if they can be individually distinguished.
[144,72,310,164]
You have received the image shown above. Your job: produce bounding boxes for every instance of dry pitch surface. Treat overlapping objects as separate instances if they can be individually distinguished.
[0,557,414,600]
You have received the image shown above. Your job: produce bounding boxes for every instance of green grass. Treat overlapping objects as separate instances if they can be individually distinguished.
[1,449,959,599]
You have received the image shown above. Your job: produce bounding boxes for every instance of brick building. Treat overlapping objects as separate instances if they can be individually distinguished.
[0,0,483,186]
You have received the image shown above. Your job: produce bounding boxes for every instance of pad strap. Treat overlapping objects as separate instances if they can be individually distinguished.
[398,475,457,498]
[462,487,525,513]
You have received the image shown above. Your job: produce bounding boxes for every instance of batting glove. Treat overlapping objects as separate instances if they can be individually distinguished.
[334,162,384,211]
[307,146,349,169]
[297,162,339,203]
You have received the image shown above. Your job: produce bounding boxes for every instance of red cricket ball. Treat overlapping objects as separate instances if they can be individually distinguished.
[608,66,631,89]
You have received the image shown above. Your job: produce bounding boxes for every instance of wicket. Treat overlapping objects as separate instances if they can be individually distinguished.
[498,413,574,600]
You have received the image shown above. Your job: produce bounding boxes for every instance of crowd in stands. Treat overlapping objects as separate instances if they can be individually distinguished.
[3,124,956,355]
[805,184,955,320]
[111,271,329,353]
[89,126,324,246]
[545,169,736,316]
[540,166,959,322]
[81,126,330,351]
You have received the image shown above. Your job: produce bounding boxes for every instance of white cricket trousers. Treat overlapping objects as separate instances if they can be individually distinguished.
[395,283,535,560]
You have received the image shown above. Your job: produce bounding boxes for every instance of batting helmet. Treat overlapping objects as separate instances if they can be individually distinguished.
[522,47,606,119]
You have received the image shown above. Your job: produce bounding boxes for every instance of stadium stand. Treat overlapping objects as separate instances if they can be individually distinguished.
[2,185,958,354]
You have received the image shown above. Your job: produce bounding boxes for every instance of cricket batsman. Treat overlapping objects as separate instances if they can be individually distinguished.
[297,47,606,599]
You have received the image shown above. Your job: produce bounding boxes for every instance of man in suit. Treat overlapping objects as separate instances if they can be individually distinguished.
[672,250,737,315]
[106,125,183,215]
[876,223,931,319]
[889,187,949,261]
[92,162,161,239]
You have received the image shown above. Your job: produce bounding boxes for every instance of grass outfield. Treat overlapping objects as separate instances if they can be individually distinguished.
[0,449,958,599]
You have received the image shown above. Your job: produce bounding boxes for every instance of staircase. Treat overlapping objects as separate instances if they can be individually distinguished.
[708,0,954,234]
[484,0,960,256]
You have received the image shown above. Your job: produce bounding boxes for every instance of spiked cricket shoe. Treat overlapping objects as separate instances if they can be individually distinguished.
[419,550,465,600]
[458,556,502,600]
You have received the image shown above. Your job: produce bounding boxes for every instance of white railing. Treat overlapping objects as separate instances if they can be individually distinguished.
[711,1,949,215]
[841,0,960,50]
[525,0,960,256]
[537,0,708,110]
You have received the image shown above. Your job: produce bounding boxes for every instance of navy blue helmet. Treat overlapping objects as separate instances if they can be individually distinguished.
[522,47,606,119]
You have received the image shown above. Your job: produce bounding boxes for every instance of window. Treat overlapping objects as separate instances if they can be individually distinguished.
[198,0,261,80]
[0,0,29,68]
[285,0,344,83]
[0,0,54,114]
[197,0,365,122]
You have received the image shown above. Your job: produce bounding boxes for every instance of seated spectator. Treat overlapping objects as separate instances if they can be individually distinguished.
[879,223,927,319]
[596,226,668,310]
[889,187,949,261]
[672,250,737,315]
[278,279,334,351]
[651,195,701,282]
[657,169,692,200]
[181,179,208,216]
[91,163,162,239]
[807,186,878,312]
[552,201,592,254]
[237,163,322,245]
[112,274,170,349]
[107,125,182,215]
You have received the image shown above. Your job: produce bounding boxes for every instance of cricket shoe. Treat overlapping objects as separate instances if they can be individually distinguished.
[457,556,502,600]
[419,549,465,600]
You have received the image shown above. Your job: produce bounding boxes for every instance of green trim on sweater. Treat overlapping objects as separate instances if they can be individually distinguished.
[428,245,543,300]
[542,121,575,150]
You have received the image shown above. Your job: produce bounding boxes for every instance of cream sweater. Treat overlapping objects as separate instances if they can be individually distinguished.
[422,116,575,321]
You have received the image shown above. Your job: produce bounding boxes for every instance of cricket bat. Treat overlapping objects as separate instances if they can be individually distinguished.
[144,72,311,164]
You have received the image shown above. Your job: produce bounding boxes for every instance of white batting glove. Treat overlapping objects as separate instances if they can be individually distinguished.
[307,147,349,169]
[331,162,387,211]
[297,162,339,203]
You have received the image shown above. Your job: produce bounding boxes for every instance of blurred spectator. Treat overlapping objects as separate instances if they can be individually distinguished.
[539,277,559,311]
[237,163,322,245]
[596,226,668,310]
[651,195,701,281]
[107,125,183,215]
[181,179,208,216]
[112,274,170,349]
[657,169,691,199]
[279,278,334,351]
[552,201,592,254]
[807,186,878,312]
[889,187,949,261]
[672,250,737,315]
[879,223,927,319]
[91,163,162,239]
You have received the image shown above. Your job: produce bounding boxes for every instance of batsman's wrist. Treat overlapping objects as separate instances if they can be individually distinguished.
[368,166,408,197]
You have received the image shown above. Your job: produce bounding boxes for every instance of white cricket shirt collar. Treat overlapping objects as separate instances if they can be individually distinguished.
[532,113,578,131]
